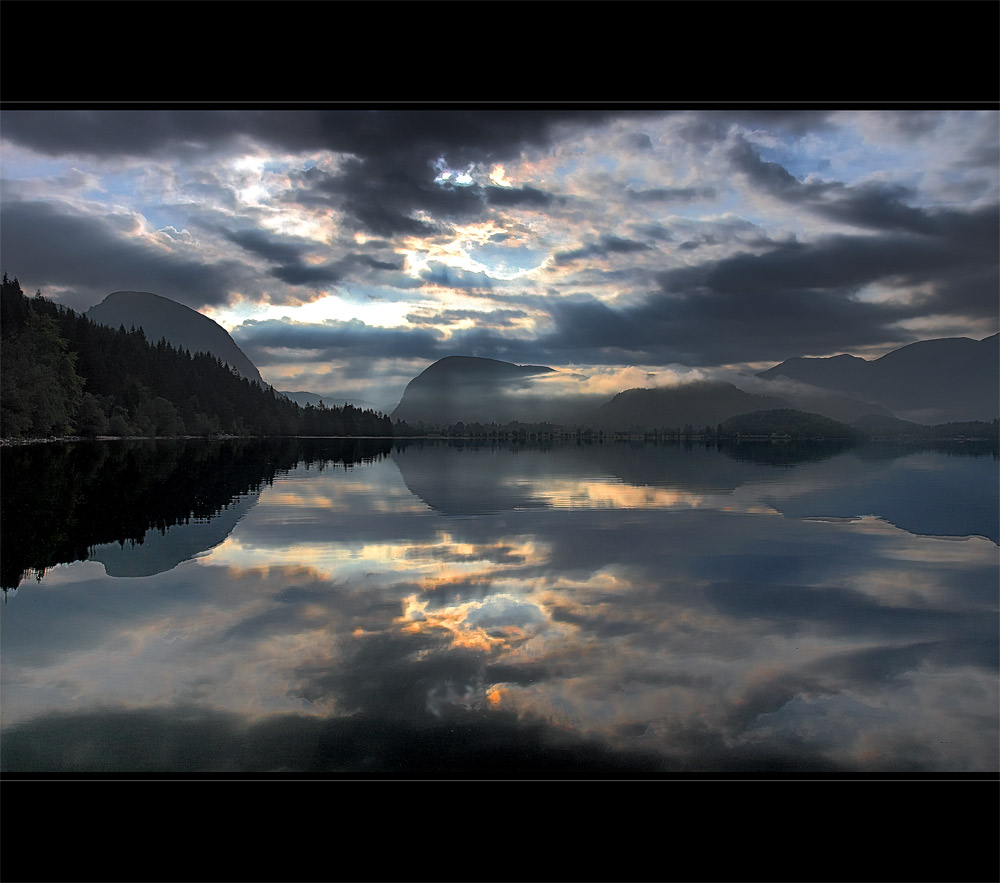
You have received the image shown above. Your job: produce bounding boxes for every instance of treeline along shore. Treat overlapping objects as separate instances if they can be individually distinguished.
[0,276,393,440]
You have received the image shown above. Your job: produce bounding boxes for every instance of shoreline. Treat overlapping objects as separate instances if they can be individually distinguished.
[3,433,996,449]
[0,434,404,447]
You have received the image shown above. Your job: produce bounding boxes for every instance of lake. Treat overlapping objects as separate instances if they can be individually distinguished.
[2,436,997,775]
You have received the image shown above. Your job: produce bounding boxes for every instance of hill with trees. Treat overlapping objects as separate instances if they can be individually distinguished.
[391,355,564,425]
[0,275,392,440]
[718,408,863,439]
[86,290,266,386]
[579,381,794,433]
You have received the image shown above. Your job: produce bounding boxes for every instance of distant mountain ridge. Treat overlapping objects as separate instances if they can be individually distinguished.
[391,333,995,433]
[580,381,794,431]
[758,334,999,423]
[390,357,885,432]
[86,291,266,387]
[80,291,1000,430]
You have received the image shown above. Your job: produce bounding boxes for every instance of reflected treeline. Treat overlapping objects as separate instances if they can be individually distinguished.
[395,435,997,468]
[394,435,861,466]
[716,438,859,466]
[853,439,1000,462]
[1,437,392,590]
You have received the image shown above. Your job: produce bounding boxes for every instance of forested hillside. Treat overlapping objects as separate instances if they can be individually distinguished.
[0,276,392,439]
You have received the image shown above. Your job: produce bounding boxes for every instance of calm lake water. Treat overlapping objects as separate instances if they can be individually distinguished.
[2,437,997,774]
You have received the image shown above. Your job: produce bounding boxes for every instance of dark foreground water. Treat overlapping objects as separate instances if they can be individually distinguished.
[2,437,997,774]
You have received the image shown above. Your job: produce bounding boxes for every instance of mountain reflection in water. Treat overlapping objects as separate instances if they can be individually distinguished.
[2,438,997,774]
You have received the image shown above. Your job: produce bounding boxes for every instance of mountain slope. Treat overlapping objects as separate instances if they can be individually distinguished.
[758,334,999,423]
[86,291,266,386]
[281,390,383,410]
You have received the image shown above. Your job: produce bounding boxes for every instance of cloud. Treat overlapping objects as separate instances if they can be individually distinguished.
[626,186,716,203]
[484,184,555,207]
[0,199,246,310]
[233,317,443,365]
[417,261,495,291]
[1,108,995,388]
[404,307,528,328]
[224,228,307,265]
[728,135,994,237]
[0,109,616,161]
[554,234,651,265]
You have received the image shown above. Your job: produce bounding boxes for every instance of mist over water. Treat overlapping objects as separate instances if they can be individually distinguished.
[2,438,997,774]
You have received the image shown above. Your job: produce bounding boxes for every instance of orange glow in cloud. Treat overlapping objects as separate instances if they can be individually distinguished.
[395,593,542,653]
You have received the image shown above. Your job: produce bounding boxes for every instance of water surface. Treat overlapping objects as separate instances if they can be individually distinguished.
[2,437,997,774]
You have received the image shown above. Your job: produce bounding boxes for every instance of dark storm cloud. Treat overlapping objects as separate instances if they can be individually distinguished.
[626,186,716,203]
[269,253,405,287]
[291,157,491,237]
[345,253,405,272]
[1,109,620,163]
[531,206,996,366]
[234,318,444,364]
[0,110,255,158]
[484,184,555,207]
[418,262,494,290]
[625,132,654,150]
[728,135,990,237]
[554,234,651,265]
[632,222,675,242]
[405,308,528,328]
[224,228,405,288]
[542,295,646,349]
[673,109,838,145]
[269,262,345,286]
[236,316,558,375]
[224,228,306,265]
[236,185,997,367]
[3,108,620,240]
[672,208,998,309]
[0,199,244,309]
[288,167,558,239]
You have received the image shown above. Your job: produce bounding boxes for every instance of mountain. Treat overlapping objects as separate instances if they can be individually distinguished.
[86,291,266,387]
[390,356,890,432]
[757,334,999,423]
[578,381,794,431]
[391,356,560,425]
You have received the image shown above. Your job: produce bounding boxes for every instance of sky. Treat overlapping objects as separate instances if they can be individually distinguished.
[1,107,997,411]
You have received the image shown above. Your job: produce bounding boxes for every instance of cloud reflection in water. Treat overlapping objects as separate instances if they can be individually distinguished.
[2,440,996,773]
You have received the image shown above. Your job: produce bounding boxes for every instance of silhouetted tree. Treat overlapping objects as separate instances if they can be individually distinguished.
[1,278,394,439]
